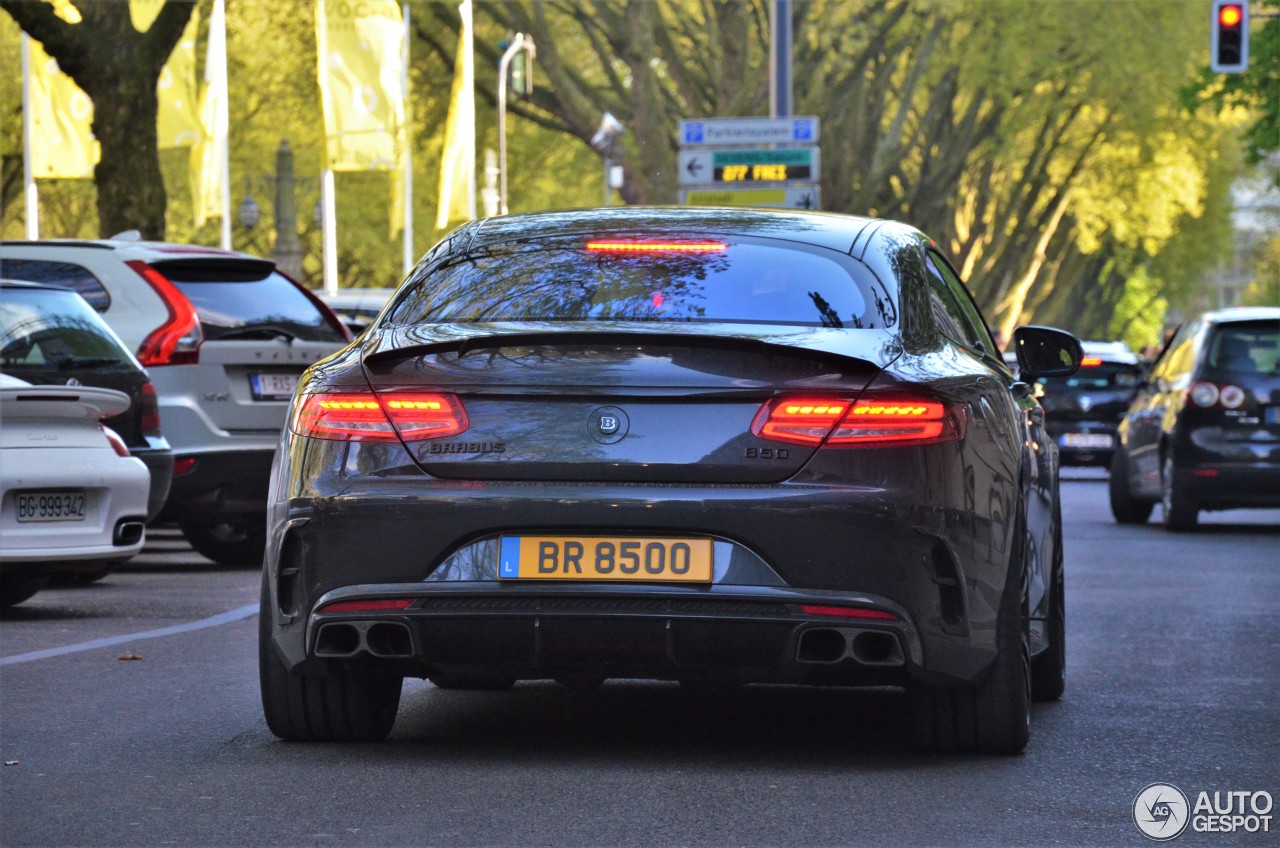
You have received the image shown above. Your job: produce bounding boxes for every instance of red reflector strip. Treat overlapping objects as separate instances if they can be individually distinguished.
[799,604,900,621]
[319,598,414,613]
[1191,469,1220,478]
[173,457,197,475]
[584,241,726,253]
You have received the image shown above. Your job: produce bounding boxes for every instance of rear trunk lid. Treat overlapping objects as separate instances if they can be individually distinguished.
[360,323,899,483]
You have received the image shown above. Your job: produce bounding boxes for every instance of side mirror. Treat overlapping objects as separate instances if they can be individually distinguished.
[1012,326,1083,378]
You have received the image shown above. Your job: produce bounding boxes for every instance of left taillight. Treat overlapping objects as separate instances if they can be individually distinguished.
[129,260,203,366]
[291,392,468,442]
[752,396,963,448]
[101,425,131,457]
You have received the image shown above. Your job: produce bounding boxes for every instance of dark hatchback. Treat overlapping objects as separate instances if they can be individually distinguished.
[1036,342,1143,466]
[0,280,172,525]
[1110,307,1280,530]
[260,208,1081,753]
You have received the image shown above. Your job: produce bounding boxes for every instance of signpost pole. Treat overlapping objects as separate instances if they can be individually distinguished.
[770,0,792,118]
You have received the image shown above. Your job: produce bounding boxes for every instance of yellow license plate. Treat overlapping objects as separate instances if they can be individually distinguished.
[498,536,713,582]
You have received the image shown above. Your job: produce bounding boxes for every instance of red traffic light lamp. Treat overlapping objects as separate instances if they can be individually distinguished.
[1210,0,1249,73]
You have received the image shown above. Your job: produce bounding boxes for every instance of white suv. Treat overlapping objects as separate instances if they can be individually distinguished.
[0,236,350,565]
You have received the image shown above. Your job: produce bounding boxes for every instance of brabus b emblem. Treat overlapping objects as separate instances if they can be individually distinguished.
[588,407,629,445]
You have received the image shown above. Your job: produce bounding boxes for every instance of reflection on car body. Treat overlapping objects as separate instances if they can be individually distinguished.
[259,207,1081,753]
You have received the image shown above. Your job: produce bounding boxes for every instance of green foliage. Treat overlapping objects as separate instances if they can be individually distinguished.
[1243,233,1280,306]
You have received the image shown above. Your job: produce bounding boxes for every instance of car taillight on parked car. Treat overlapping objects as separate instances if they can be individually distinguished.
[139,382,162,436]
[292,392,469,442]
[101,425,131,457]
[128,260,204,366]
[1188,381,1247,409]
[752,396,964,448]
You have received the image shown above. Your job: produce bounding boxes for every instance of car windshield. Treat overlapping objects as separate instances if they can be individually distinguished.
[1203,322,1280,377]
[156,261,348,343]
[0,287,136,375]
[386,237,896,329]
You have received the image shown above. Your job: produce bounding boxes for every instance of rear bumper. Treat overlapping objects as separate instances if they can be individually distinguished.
[1178,463,1280,510]
[131,443,173,521]
[160,449,273,520]
[292,584,921,688]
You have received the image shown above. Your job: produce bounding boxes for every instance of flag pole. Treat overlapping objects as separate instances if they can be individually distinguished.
[21,34,39,239]
[401,2,413,275]
[322,168,337,296]
[214,0,231,249]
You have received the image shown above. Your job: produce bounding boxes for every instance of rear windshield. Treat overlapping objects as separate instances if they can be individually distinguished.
[157,261,347,343]
[1039,361,1143,390]
[0,287,136,376]
[1203,321,1280,377]
[386,237,896,329]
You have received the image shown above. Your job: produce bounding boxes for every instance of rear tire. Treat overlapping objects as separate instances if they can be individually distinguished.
[0,575,49,608]
[1108,450,1153,524]
[1031,545,1066,702]
[259,574,402,742]
[1161,455,1198,532]
[911,557,1031,754]
[181,515,267,566]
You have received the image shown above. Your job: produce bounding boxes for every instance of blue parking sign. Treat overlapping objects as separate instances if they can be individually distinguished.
[683,122,705,144]
[793,118,814,141]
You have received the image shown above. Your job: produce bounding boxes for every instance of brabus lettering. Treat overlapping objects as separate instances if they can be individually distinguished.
[427,442,506,455]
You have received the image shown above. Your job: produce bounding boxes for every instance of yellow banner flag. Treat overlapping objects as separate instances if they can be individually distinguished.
[436,0,475,229]
[316,0,404,172]
[190,0,228,228]
[130,0,204,149]
[27,38,98,179]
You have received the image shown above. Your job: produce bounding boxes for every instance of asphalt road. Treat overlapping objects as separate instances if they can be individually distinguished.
[2,476,1278,847]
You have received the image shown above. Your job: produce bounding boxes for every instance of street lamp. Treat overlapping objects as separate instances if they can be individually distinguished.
[591,112,625,207]
[497,33,536,215]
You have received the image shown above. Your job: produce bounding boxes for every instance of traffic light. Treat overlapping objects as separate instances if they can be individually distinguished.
[1210,0,1249,73]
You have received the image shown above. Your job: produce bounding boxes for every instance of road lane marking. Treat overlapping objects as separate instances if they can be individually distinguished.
[0,603,258,667]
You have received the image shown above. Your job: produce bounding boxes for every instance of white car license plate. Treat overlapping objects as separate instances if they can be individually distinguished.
[16,491,87,522]
[251,373,300,400]
[1062,432,1113,449]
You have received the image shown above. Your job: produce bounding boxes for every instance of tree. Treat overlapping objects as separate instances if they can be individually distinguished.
[1,0,194,239]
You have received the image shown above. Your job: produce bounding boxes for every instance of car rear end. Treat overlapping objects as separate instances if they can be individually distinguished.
[116,246,351,560]
[1037,349,1142,466]
[264,222,1014,696]
[1171,315,1280,510]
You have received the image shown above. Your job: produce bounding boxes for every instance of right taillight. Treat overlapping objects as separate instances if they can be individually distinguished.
[101,425,131,457]
[292,392,468,442]
[139,382,162,436]
[753,396,963,448]
[129,260,203,366]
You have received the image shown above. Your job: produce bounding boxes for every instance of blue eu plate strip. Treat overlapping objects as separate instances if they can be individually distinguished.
[499,537,520,578]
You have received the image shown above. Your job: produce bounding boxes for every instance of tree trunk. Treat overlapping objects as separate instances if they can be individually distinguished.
[1,0,193,239]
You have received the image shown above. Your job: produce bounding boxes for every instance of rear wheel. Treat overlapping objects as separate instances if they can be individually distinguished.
[1161,455,1198,532]
[1031,544,1066,702]
[911,554,1031,754]
[1108,450,1153,524]
[0,575,49,608]
[259,574,402,741]
[181,515,267,566]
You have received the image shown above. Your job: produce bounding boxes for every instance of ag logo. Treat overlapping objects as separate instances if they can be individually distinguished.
[1134,783,1190,840]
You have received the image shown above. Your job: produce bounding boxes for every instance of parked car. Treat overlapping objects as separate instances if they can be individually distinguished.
[319,288,398,336]
[0,237,351,565]
[1035,340,1144,467]
[1109,307,1280,530]
[259,207,1082,752]
[1,280,172,525]
[0,375,150,605]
